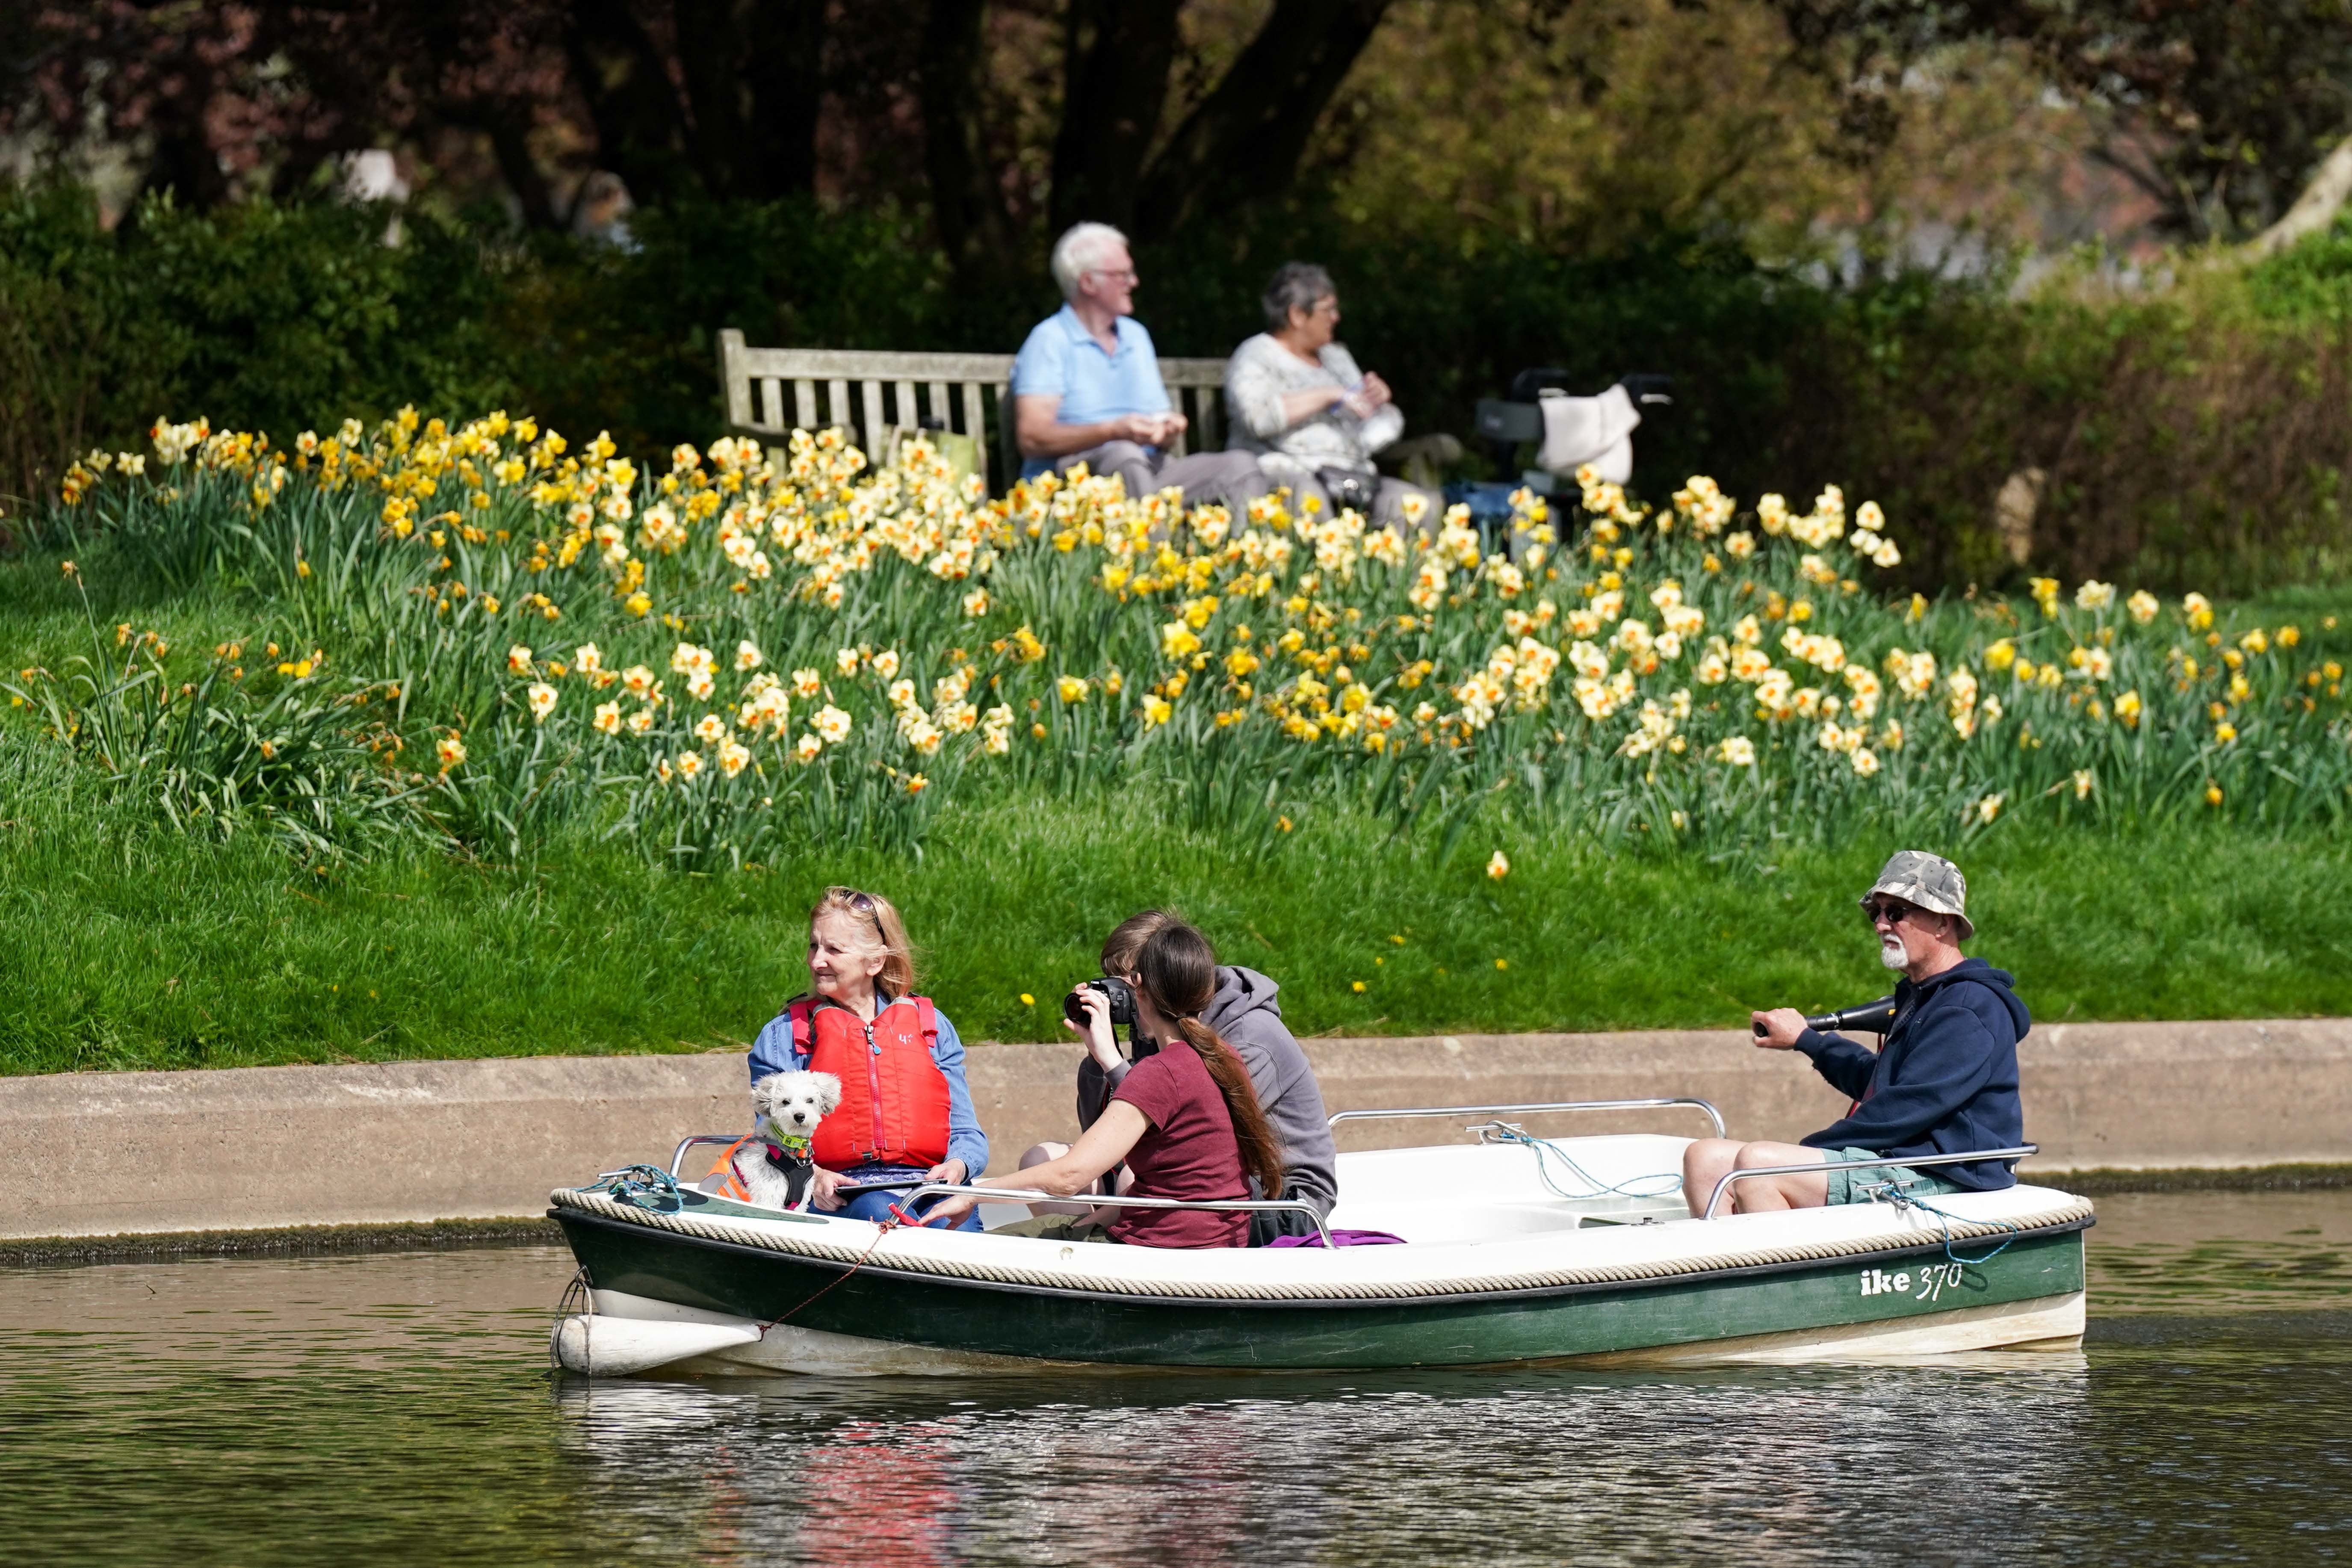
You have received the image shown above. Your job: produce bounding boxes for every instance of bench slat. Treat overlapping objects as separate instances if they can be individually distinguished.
[963,382,988,484]
[794,379,817,430]
[736,347,1018,381]
[995,384,1013,489]
[827,379,850,429]
[1161,357,1227,387]
[720,329,753,429]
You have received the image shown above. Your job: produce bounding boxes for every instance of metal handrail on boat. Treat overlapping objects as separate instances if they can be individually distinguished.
[1328,1098,1728,1140]
[670,1133,748,1178]
[1699,1144,2039,1220]
[901,1181,1336,1250]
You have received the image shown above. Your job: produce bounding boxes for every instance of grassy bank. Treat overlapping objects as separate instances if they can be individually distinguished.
[4,732,2348,1074]
[5,420,2347,1075]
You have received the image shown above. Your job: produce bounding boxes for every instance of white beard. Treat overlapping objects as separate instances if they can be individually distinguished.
[1879,937,1909,971]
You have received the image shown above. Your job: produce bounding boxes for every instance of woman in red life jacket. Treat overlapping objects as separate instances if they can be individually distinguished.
[926,919,1285,1247]
[737,886,989,1229]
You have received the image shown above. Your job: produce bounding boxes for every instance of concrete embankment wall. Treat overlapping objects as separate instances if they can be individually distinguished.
[4,1019,2348,1242]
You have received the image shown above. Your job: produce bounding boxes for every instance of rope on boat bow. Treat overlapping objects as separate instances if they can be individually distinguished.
[550,1264,594,1376]
[1477,1122,1683,1201]
[1862,1183,2024,1266]
[579,1164,685,1214]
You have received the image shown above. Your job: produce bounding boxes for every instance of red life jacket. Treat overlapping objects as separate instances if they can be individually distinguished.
[793,994,952,1170]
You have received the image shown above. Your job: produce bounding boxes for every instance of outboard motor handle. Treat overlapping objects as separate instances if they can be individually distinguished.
[1752,995,1899,1039]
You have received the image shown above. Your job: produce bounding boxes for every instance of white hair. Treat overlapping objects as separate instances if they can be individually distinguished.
[1050,222,1130,301]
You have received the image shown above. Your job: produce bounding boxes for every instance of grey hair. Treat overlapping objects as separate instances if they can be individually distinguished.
[1050,222,1130,301]
[1262,261,1336,332]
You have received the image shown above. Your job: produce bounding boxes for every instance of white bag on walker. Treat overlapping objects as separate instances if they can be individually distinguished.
[1536,384,1641,484]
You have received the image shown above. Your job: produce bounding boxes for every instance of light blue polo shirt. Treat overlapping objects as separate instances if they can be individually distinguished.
[1010,304,1171,478]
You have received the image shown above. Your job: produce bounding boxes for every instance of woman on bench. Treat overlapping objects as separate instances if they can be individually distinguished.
[928,919,1285,1247]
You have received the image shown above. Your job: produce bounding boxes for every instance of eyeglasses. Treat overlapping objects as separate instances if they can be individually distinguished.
[1862,899,1926,926]
[1087,268,1139,285]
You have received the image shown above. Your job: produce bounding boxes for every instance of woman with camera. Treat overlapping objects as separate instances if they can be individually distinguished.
[925,920,1286,1247]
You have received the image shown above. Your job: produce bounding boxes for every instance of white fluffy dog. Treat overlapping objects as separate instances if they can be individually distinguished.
[731,1070,842,1210]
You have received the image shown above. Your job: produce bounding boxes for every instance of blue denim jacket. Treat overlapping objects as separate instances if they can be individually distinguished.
[747,998,989,1178]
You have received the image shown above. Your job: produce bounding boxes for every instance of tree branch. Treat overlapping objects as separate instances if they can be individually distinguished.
[1129,0,1395,244]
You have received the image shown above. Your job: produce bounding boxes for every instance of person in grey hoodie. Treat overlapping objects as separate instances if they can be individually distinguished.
[1022,909,1340,1244]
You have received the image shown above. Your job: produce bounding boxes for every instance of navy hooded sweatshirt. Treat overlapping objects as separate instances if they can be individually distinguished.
[1795,957,2029,1191]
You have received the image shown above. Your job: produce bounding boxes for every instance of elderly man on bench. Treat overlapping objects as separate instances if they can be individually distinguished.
[1011,222,1267,509]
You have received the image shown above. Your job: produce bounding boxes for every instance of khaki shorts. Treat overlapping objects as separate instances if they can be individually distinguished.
[994,1212,1124,1243]
[1822,1146,1965,1206]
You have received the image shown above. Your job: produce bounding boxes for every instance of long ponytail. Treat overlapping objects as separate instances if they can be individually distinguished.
[1135,921,1287,1201]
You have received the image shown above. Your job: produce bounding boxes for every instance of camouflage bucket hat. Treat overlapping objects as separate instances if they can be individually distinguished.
[1860,850,1972,939]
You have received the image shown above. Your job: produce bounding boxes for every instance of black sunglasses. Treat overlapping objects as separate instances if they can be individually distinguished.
[829,887,884,927]
[1862,899,1927,926]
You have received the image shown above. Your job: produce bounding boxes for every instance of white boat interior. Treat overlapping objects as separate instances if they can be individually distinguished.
[1318,1134,1695,1241]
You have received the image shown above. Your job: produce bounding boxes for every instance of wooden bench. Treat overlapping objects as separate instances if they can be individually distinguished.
[717,328,1229,493]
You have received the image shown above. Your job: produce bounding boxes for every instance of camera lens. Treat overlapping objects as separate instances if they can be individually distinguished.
[1061,981,1097,1028]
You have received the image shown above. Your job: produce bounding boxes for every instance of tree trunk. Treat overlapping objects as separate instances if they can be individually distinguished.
[744,0,828,201]
[921,0,1017,285]
[1047,0,1183,237]
[2247,137,2352,259]
[564,0,693,207]
[673,0,754,197]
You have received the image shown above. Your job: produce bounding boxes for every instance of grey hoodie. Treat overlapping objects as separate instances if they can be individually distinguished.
[1076,965,1339,1216]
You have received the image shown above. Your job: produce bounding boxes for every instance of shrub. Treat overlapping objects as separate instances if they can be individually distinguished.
[5,181,2351,595]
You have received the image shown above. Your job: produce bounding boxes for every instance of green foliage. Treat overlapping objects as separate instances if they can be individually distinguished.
[2246,212,2352,325]
[6,181,2352,597]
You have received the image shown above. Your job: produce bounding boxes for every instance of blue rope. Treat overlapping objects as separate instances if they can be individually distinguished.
[581,1164,684,1213]
[1486,1126,1682,1200]
[1867,1183,2022,1266]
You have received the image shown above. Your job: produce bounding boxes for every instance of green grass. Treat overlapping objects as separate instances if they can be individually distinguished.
[4,726,2347,1074]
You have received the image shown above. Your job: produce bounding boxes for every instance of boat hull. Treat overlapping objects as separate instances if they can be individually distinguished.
[551,1204,2088,1374]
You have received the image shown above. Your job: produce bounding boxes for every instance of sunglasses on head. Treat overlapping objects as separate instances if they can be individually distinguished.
[830,887,884,925]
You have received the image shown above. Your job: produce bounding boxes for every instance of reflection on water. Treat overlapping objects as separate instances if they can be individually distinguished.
[1,1193,2347,1565]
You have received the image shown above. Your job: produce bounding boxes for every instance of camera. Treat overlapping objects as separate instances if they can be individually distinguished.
[1063,975,1138,1029]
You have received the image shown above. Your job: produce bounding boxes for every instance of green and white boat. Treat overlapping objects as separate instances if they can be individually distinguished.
[548,1102,2088,1377]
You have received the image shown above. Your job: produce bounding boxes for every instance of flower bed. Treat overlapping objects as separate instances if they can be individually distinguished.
[15,411,2349,867]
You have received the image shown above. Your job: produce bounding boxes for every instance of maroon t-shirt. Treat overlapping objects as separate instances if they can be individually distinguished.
[1108,1041,1250,1248]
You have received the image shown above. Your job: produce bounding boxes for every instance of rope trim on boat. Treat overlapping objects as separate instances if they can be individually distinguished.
[548,1188,2095,1304]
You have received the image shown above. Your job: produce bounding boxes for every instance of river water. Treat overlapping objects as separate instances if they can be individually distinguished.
[3,1190,2346,1566]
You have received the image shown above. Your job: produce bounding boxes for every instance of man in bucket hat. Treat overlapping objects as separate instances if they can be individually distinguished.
[1681,850,2029,1217]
